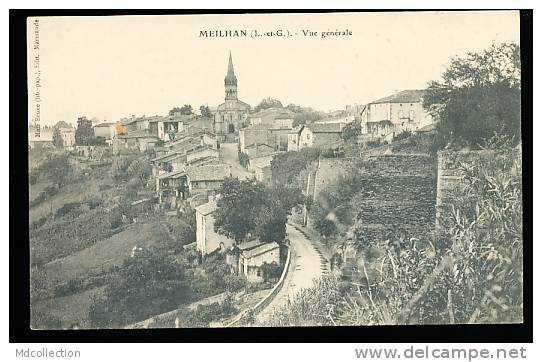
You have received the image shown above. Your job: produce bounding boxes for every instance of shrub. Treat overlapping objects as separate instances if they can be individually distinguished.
[54,202,81,219]
[365,139,381,148]
[393,130,412,142]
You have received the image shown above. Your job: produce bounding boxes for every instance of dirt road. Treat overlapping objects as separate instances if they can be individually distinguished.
[219,142,252,180]
[256,223,329,324]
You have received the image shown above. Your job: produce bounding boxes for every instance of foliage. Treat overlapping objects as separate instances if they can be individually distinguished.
[54,202,82,219]
[393,130,412,142]
[270,148,523,326]
[88,246,191,327]
[255,201,287,243]
[126,158,152,182]
[270,148,321,185]
[260,261,282,281]
[170,105,193,116]
[39,154,73,189]
[52,127,64,148]
[110,155,135,181]
[286,103,324,127]
[200,104,212,118]
[214,178,304,243]
[30,207,120,266]
[268,184,305,215]
[214,178,270,242]
[179,297,237,327]
[365,139,382,148]
[254,97,283,112]
[75,117,96,146]
[30,309,62,330]
[341,122,360,142]
[423,43,521,148]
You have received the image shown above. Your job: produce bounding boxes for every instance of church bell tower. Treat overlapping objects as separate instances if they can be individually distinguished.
[224,51,238,101]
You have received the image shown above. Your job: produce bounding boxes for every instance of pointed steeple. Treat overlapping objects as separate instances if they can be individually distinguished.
[224,50,237,85]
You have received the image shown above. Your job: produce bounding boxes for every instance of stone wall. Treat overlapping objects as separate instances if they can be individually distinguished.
[313,154,438,243]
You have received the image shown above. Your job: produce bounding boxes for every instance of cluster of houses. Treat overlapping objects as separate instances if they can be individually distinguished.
[27,51,437,285]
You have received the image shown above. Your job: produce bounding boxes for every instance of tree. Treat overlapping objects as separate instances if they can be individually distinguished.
[341,122,360,142]
[254,97,283,112]
[40,154,73,189]
[75,116,95,146]
[423,42,521,148]
[255,201,288,243]
[200,105,212,118]
[52,127,64,148]
[89,247,190,327]
[268,184,305,215]
[170,105,193,116]
[270,148,321,185]
[214,177,270,242]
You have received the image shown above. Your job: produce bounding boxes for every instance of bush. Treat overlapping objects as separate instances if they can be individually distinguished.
[365,139,381,148]
[223,274,247,292]
[54,202,81,219]
[393,130,412,142]
[180,298,237,327]
[30,216,49,230]
[29,170,39,185]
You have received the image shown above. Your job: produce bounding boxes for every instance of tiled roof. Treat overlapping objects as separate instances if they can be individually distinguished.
[370,89,426,104]
[94,122,116,127]
[237,239,266,251]
[245,144,275,158]
[118,129,158,139]
[305,123,343,133]
[242,242,280,259]
[157,169,186,180]
[150,152,184,162]
[186,164,230,182]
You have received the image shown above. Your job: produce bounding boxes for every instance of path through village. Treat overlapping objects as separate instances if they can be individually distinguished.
[219,142,252,180]
[256,223,330,324]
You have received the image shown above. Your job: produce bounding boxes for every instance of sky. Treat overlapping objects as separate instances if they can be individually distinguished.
[27,11,520,127]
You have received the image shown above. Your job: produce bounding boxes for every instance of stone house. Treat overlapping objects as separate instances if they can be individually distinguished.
[360,89,434,137]
[186,164,231,194]
[239,123,292,153]
[237,241,281,283]
[254,163,272,184]
[93,122,117,141]
[53,121,76,148]
[298,123,343,149]
[287,126,303,152]
[195,199,236,256]
[156,169,188,205]
[116,130,159,152]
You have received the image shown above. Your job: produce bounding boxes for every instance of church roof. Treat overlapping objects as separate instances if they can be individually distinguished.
[224,51,237,83]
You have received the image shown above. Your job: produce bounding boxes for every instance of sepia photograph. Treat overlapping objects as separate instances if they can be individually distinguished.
[21,10,526,334]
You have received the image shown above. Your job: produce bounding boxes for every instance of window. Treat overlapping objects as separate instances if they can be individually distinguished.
[409,110,415,120]
[257,269,261,277]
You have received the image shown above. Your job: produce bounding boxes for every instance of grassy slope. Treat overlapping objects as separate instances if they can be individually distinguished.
[43,221,171,284]
[32,286,106,329]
